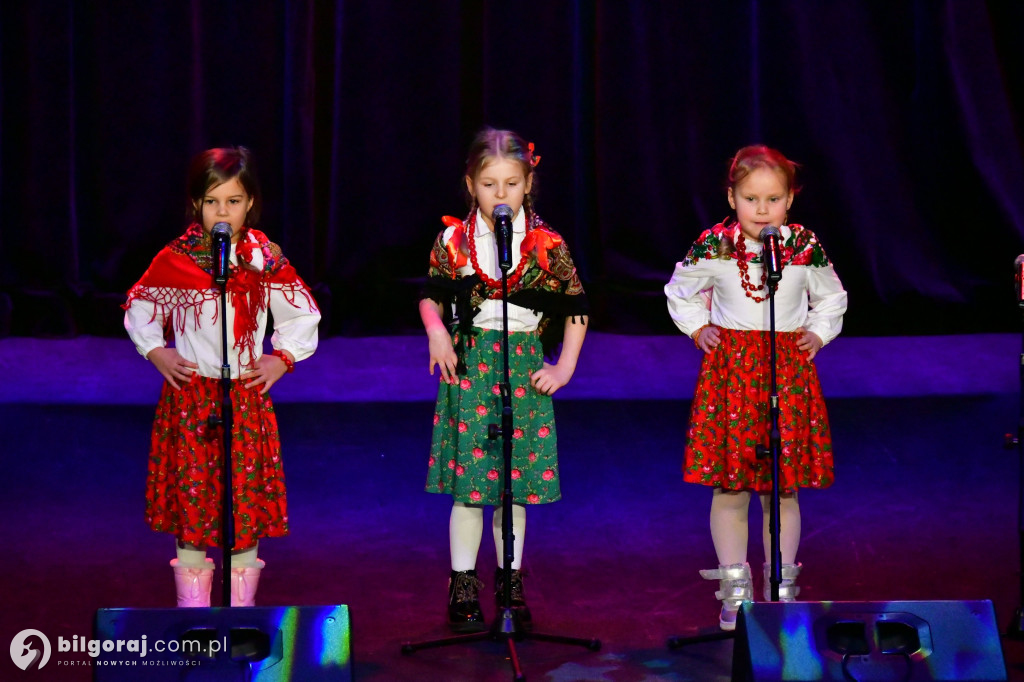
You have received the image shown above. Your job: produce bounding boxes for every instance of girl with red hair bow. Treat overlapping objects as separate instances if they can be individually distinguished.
[419,128,588,632]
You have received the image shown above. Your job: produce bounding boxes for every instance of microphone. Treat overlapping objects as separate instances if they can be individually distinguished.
[1016,255,1024,306]
[759,225,783,285]
[211,222,233,286]
[492,204,515,272]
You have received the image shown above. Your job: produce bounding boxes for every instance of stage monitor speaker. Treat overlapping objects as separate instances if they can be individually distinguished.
[92,604,351,681]
[732,600,1006,681]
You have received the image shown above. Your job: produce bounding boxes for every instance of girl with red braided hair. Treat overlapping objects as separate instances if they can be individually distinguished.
[420,128,589,632]
[123,147,320,609]
[664,145,847,631]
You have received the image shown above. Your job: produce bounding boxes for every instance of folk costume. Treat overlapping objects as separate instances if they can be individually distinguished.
[124,223,319,605]
[665,220,846,629]
[422,205,587,633]
[422,207,588,505]
[665,220,846,491]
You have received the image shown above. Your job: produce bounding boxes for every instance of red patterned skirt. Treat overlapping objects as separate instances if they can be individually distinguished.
[145,375,288,550]
[683,328,834,493]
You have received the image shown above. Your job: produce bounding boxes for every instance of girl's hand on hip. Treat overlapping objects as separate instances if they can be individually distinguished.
[147,347,198,390]
[695,325,721,354]
[242,353,289,395]
[530,362,572,396]
[796,327,823,360]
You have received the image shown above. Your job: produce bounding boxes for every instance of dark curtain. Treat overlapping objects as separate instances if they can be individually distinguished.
[2,0,1022,337]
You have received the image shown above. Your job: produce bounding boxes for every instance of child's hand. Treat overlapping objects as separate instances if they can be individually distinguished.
[241,352,291,395]
[694,325,721,354]
[147,347,198,390]
[530,362,573,396]
[796,327,823,360]
[427,327,458,385]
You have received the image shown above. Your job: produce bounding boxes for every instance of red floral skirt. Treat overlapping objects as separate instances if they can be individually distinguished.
[145,375,288,550]
[683,328,834,493]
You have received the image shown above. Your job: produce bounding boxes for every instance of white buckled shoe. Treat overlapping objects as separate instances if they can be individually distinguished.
[699,562,753,631]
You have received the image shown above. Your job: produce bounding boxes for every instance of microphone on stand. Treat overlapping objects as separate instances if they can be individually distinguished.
[493,204,515,272]
[759,225,783,284]
[211,222,233,286]
[1015,254,1024,307]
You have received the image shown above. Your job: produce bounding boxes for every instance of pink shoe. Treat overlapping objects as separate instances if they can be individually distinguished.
[230,559,266,607]
[171,558,215,608]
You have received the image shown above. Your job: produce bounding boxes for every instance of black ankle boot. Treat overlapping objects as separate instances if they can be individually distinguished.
[494,568,532,631]
[447,570,486,632]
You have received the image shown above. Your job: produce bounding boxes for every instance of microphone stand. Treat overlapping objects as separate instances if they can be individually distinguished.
[402,227,600,680]
[668,257,784,650]
[208,243,235,607]
[1004,287,1024,638]
[763,272,783,602]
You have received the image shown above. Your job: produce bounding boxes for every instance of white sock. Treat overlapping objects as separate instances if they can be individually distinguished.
[492,504,526,570]
[230,544,260,569]
[450,502,484,572]
[175,543,209,569]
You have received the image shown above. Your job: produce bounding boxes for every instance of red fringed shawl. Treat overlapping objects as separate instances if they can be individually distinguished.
[123,224,317,367]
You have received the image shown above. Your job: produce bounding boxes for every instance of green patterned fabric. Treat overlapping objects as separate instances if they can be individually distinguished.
[426,327,561,505]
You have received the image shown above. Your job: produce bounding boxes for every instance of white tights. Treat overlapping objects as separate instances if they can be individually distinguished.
[175,541,259,569]
[449,501,526,571]
[709,489,800,566]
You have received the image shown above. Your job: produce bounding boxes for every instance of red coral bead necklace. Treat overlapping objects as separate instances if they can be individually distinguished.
[734,231,770,302]
[465,210,532,299]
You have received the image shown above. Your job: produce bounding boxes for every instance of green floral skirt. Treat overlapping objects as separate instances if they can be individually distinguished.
[425,327,561,504]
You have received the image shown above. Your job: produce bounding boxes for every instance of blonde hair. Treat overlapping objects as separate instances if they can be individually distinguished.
[463,127,537,211]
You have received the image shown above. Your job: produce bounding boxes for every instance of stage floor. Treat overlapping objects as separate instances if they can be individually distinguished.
[2,333,1023,680]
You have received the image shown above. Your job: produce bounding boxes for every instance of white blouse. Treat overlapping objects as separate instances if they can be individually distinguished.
[124,239,320,379]
[664,225,847,345]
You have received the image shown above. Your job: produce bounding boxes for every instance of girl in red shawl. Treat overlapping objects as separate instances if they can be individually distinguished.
[123,147,320,608]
